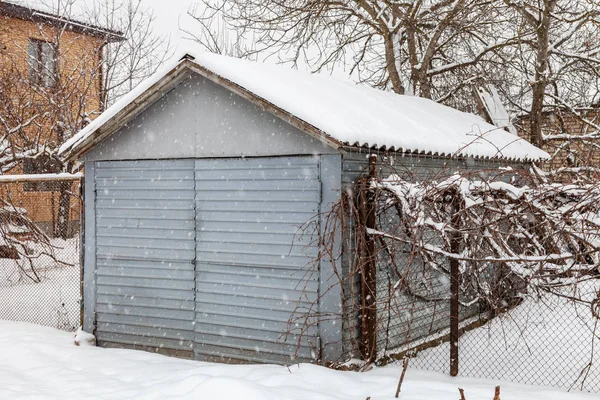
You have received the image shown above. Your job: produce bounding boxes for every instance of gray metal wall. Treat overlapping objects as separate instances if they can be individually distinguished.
[193,157,321,363]
[341,150,526,354]
[81,70,345,363]
[85,155,344,363]
[93,160,196,357]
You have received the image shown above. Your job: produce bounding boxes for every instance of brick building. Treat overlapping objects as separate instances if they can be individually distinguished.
[515,107,600,182]
[0,1,122,236]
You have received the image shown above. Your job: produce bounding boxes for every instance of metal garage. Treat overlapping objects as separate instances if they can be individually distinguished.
[60,49,546,365]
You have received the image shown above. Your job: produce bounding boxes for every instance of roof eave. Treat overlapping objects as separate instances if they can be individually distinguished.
[0,2,124,42]
[340,143,548,163]
[31,11,125,42]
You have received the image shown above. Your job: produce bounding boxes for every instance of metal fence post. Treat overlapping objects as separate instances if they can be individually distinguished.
[358,155,378,362]
[449,189,461,377]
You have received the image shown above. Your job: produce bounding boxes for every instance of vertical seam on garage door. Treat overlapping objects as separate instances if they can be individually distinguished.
[192,160,198,349]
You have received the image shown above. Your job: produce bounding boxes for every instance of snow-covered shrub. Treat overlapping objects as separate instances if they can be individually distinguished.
[73,327,96,347]
[373,168,600,312]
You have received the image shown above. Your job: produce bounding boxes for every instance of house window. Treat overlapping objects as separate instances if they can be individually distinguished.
[27,39,58,88]
[23,157,63,192]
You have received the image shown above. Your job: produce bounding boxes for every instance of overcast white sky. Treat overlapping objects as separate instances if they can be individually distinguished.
[136,0,199,49]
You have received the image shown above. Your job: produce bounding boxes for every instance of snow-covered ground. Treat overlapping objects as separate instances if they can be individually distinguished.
[0,320,597,400]
[0,238,80,330]
[413,283,600,392]
[1,236,598,394]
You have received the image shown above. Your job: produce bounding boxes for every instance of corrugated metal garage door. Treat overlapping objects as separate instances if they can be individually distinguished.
[194,156,321,363]
[94,160,196,357]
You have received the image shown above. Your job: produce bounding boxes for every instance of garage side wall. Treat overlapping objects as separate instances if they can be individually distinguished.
[341,150,526,355]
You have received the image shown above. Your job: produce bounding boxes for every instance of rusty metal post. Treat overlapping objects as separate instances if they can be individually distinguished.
[449,191,461,377]
[78,176,85,329]
[359,155,378,362]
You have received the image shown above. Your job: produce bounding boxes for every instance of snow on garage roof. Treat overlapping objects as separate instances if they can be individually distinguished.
[59,50,549,162]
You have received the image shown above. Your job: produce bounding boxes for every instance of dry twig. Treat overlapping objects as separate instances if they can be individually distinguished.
[395,358,409,398]
[493,386,501,400]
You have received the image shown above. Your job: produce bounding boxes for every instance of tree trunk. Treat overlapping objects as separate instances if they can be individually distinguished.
[528,0,556,146]
[384,32,405,94]
[418,71,432,99]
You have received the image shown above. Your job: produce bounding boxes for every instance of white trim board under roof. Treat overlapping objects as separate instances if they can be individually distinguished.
[59,50,549,162]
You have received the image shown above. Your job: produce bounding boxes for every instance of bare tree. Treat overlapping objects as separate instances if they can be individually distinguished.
[188,0,515,103]
[500,0,600,146]
[290,160,600,377]
[82,0,172,103]
[182,3,246,57]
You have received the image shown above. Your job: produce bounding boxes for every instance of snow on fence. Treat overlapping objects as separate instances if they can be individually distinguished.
[0,174,81,331]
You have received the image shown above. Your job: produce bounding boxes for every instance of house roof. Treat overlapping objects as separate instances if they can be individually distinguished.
[59,49,550,162]
[0,1,124,42]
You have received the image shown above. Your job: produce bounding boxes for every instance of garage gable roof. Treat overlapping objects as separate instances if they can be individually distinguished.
[59,50,549,162]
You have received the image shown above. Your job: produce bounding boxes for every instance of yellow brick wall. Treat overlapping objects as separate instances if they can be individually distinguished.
[0,173,81,226]
[0,14,104,228]
[0,15,104,104]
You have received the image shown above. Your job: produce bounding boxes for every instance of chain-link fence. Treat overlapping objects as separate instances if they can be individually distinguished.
[405,283,600,392]
[365,172,600,393]
[377,270,600,392]
[333,159,600,392]
[0,176,81,331]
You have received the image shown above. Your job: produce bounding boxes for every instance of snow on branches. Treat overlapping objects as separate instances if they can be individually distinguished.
[0,199,63,283]
[372,168,600,312]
